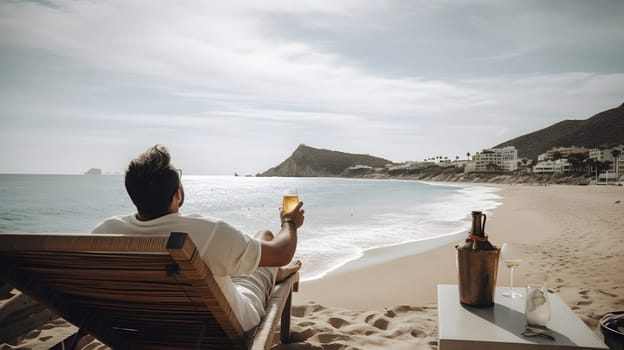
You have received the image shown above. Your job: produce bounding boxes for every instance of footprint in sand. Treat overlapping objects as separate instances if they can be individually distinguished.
[313,332,350,344]
[298,321,316,328]
[384,310,396,318]
[328,317,349,329]
[578,289,590,299]
[290,327,316,342]
[410,329,428,337]
[324,343,351,350]
[598,289,618,298]
[364,314,390,330]
[292,303,326,318]
[373,318,389,330]
[393,305,425,313]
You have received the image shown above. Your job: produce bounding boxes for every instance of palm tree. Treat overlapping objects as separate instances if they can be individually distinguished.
[456,156,460,162]
[585,158,596,176]
[611,148,621,184]
[596,160,613,184]
[521,158,528,173]
[466,152,471,161]
[567,153,588,174]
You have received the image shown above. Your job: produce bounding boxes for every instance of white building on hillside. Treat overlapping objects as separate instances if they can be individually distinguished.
[464,162,476,173]
[537,146,589,161]
[532,159,571,174]
[466,146,518,173]
[588,146,623,171]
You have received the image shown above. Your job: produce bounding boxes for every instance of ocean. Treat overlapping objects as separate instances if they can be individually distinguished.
[0,174,501,281]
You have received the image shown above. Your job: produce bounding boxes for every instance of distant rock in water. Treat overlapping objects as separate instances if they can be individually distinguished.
[259,144,393,177]
[84,168,102,176]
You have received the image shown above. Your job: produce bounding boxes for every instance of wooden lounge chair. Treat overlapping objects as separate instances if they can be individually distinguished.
[0,232,299,349]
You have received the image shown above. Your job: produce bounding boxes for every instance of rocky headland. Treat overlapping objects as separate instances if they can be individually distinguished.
[259,102,623,185]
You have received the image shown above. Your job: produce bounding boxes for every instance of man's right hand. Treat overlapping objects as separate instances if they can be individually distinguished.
[280,201,304,229]
[259,201,304,267]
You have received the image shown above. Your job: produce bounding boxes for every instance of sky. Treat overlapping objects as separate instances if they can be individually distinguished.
[1,0,623,175]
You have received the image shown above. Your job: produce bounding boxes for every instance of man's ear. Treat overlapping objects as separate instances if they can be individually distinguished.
[174,188,182,204]
[170,188,182,212]
[178,186,185,207]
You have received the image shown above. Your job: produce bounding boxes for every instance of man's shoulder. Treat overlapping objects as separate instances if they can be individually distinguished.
[159,213,234,234]
[172,215,249,241]
[91,214,134,234]
[171,213,224,225]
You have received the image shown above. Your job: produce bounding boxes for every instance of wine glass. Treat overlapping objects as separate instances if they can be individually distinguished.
[501,242,523,298]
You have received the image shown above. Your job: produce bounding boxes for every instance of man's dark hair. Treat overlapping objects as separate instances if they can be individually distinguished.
[125,144,180,220]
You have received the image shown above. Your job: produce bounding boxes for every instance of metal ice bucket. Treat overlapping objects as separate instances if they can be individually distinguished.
[456,247,500,307]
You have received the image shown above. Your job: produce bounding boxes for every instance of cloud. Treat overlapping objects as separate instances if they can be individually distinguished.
[0,0,623,174]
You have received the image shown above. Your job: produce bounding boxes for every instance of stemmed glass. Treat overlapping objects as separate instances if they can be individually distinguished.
[501,242,523,298]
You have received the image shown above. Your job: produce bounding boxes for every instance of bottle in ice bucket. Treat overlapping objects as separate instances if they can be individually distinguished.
[456,211,501,307]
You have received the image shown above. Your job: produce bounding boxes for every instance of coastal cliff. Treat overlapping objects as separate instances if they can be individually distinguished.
[259,144,393,177]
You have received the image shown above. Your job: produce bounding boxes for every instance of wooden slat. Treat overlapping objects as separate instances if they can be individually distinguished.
[0,233,170,253]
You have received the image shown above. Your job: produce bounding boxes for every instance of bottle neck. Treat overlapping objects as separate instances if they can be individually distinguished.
[472,216,483,236]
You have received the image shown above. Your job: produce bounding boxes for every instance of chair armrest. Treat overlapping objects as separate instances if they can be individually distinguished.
[249,272,300,350]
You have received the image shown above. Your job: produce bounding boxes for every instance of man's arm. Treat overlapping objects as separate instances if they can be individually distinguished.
[258,201,304,267]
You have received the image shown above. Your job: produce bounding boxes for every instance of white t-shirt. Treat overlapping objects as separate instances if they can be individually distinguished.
[91,212,263,331]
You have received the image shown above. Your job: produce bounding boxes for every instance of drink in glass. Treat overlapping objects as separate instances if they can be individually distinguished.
[282,189,299,213]
[501,243,523,298]
[505,259,522,270]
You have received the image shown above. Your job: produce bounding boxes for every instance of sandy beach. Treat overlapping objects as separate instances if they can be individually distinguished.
[282,184,623,349]
[1,184,623,349]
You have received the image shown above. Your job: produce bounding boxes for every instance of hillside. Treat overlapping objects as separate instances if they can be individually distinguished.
[260,103,623,179]
[259,145,393,177]
[495,102,624,159]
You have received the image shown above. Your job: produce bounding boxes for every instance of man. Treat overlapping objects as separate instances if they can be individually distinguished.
[92,144,304,332]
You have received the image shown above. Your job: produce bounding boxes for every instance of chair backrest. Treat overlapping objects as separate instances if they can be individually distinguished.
[0,232,248,349]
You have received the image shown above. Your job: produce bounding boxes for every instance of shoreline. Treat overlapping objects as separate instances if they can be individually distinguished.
[297,180,504,283]
[296,182,504,299]
[294,184,623,320]
[321,231,467,278]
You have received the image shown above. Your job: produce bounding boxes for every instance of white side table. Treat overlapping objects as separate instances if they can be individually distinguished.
[437,284,608,350]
